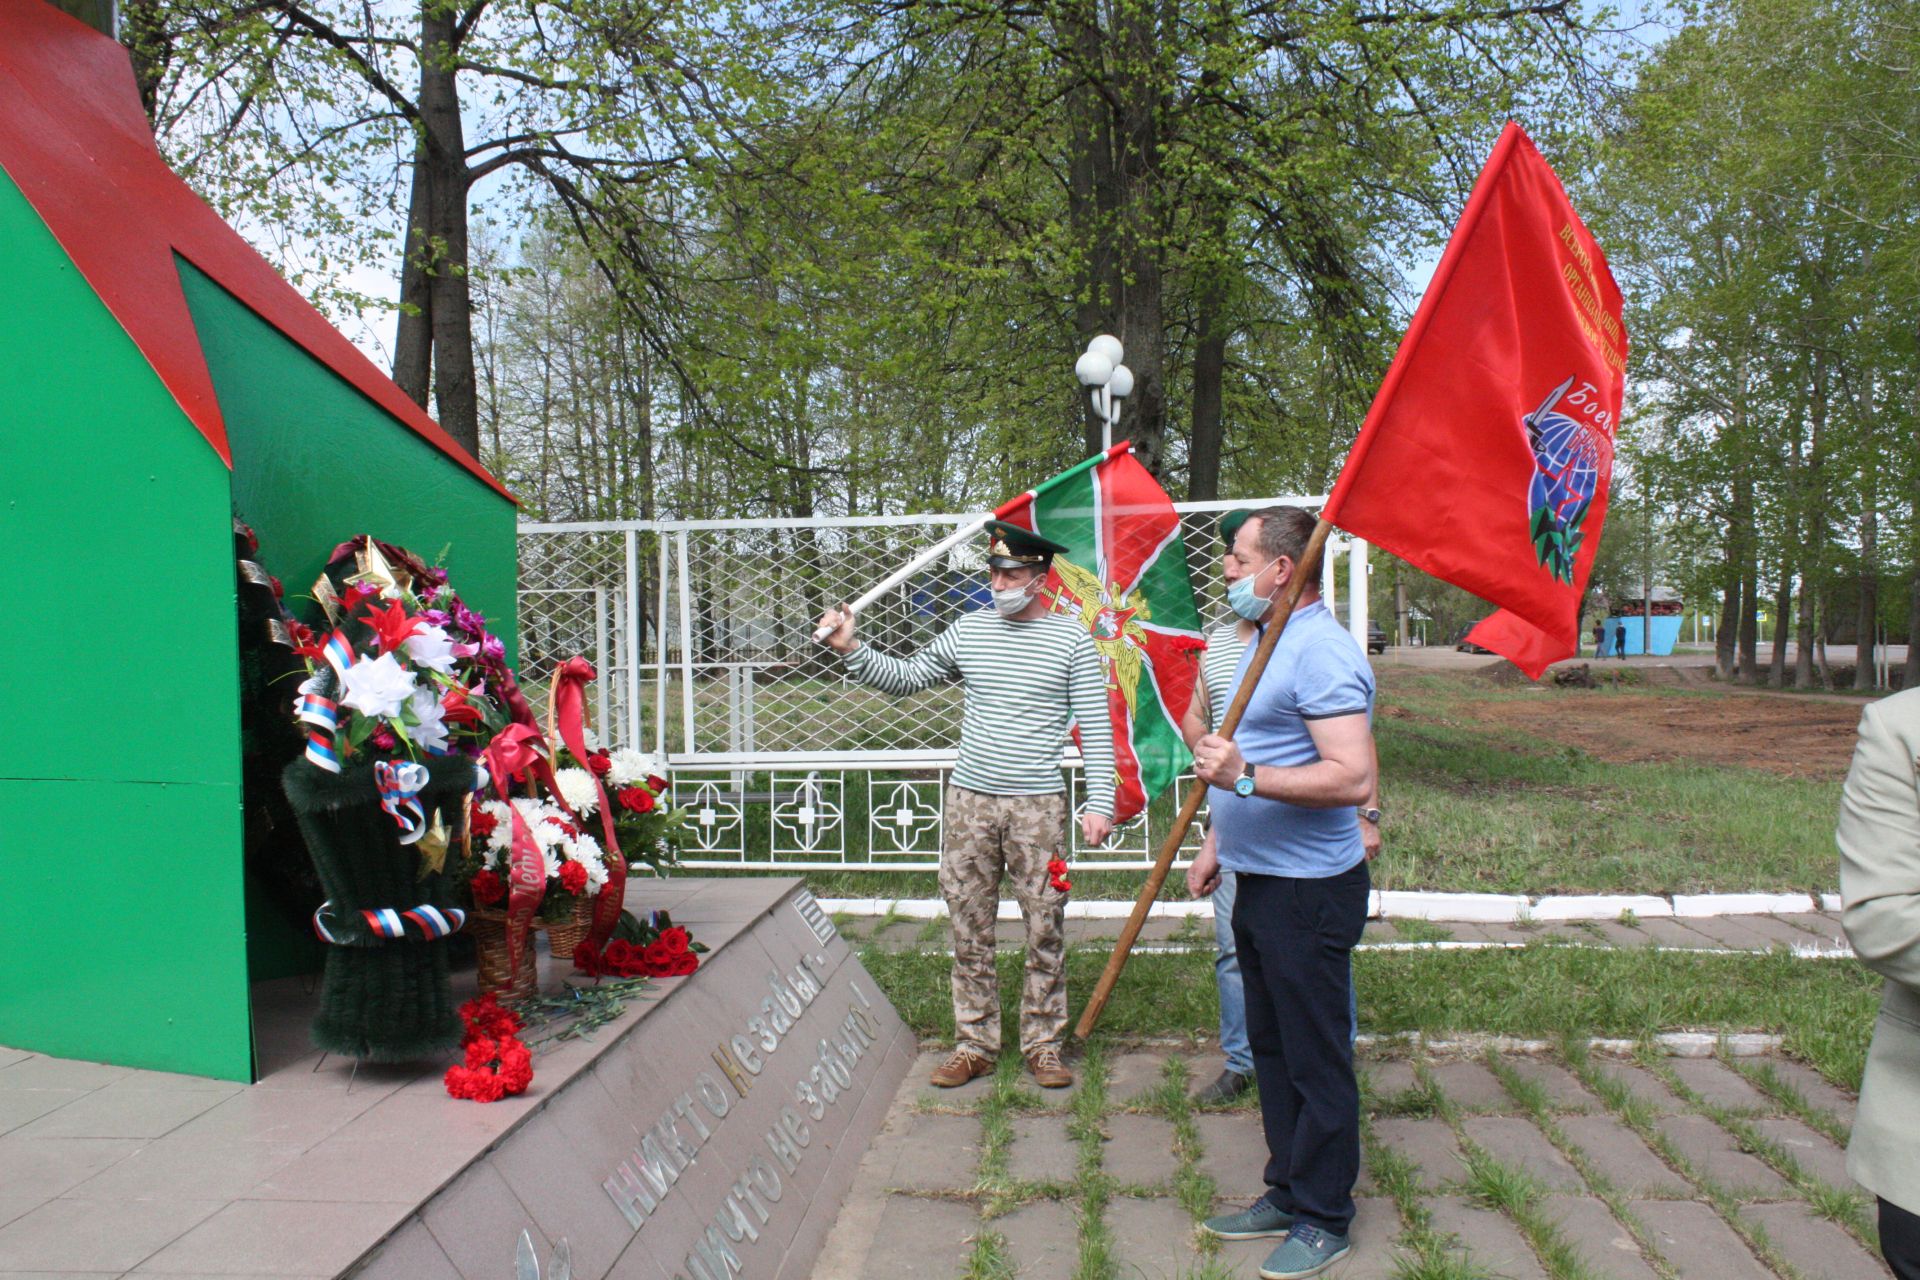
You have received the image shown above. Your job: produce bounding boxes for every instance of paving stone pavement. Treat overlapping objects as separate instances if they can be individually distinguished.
[816,1041,1890,1278]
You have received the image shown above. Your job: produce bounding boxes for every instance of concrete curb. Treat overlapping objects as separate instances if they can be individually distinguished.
[820,891,1840,924]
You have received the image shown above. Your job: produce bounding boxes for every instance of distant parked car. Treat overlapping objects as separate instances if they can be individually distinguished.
[1453,623,1493,655]
[1367,621,1387,655]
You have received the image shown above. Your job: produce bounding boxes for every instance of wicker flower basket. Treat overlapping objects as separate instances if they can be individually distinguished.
[543,896,593,967]
[469,910,539,1002]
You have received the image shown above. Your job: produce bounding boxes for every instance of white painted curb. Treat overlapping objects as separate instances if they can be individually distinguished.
[819,892,1840,924]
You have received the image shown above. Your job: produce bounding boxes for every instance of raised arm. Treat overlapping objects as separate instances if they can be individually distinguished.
[817,604,962,695]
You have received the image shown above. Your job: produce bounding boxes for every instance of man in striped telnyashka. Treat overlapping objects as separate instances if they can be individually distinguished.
[818,520,1116,1089]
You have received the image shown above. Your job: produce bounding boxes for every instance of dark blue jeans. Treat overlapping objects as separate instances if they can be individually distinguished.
[1232,861,1370,1237]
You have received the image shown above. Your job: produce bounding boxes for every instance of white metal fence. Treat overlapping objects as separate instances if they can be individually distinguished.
[517,501,1370,869]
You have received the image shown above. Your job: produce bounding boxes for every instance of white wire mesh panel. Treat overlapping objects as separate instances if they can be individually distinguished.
[516,497,1336,870]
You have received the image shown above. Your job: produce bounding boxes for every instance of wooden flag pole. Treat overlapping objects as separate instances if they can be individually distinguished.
[1073,517,1334,1040]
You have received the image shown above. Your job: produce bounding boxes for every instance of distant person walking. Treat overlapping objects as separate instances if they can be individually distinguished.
[1613,620,1628,659]
[1837,688,1920,1280]
[1592,619,1606,658]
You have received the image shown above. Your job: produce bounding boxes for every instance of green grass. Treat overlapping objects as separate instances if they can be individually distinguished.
[862,943,1882,1088]
[673,668,1846,896]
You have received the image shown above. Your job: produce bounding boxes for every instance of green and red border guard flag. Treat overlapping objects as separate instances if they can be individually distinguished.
[1323,122,1628,678]
[998,442,1206,823]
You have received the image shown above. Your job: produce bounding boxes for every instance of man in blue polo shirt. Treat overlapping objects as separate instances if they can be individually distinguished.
[1188,504,1378,1280]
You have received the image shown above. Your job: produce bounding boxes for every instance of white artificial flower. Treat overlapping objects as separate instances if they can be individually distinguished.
[553,767,601,817]
[406,686,450,755]
[606,748,664,787]
[338,651,416,719]
[478,800,513,854]
[403,624,459,675]
[540,846,562,882]
[583,726,604,752]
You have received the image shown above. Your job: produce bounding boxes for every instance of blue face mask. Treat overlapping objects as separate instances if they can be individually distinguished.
[1225,561,1278,621]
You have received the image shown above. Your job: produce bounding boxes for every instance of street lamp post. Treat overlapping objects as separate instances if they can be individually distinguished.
[1074,334,1133,451]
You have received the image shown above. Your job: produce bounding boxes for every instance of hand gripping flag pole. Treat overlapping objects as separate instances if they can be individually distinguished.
[1074,517,1332,1040]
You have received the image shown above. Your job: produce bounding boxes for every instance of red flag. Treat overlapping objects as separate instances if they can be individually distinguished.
[1322,122,1627,678]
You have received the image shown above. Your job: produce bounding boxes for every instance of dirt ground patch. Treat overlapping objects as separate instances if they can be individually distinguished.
[1454,688,1865,779]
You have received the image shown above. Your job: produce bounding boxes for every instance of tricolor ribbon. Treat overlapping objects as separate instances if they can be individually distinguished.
[295,677,342,774]
[313,900,467,945]
[374,760,430,845]
[549,657,627,954]
[321,629,357,679]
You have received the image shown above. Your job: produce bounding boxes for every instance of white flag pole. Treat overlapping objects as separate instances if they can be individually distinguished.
[810,514,994,643]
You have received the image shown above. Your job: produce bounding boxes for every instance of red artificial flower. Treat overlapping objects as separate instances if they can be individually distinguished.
[547,817,580,839]
[558,861,588,895]
[357,597,424,655]
[469,869,506,906]
[338,581,382,612]
[370,725,398,752]
[586,751,612,776]
[659,926,690,955]
[468,807,498,840]
[646,775,670,794]
[616,786,655,814]
[268,574,285,599]
[286,620,327,662]
[440,684,485,726]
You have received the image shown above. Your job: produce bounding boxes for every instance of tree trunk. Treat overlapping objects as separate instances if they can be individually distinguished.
[1904,564,1920,692]
[417,2,479,457]
[1109,0,1166,477]
[393,143,434,408]
[1768,571,1790,687]
[1795,577,1819,688]
[1187,268,1226,503]
[1063,4,1119,460]
[1854,377,1880,690]
[1715,578,1740,680]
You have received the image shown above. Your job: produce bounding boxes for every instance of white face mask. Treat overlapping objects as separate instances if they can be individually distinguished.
[992,579,1040,618]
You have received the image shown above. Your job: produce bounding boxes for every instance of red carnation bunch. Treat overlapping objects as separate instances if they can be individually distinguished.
[467,806,498,840]
[444,995,532,1102]
[558,861,588,895]
[1047,857,1072,894]
[469,869,505,906]
[573,910,702,979]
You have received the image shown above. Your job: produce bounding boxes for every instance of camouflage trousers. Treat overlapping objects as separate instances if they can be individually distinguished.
[940,786,1069,1057]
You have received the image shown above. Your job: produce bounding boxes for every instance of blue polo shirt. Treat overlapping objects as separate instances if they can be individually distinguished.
[1209,600,1374,878]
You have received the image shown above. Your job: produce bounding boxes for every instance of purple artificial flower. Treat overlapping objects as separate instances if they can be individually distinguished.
[422,566,449,587]
[419,608,451,627]
[452,601,488,636]
[481,634,505,662]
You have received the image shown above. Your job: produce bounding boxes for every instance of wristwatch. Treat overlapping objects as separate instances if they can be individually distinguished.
[1233,762,1257,798]
[1358,806,1383,824]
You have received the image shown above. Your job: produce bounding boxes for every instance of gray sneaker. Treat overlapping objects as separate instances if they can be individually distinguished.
[1192,1068,1252,1106]
[1258,1222,1350,1278]
[1202,1191,1293,1241]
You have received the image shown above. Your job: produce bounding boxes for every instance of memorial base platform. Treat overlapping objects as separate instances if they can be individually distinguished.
[0,877,912,1279]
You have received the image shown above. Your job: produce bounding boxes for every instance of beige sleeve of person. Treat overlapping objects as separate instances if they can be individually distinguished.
[1838,698,1920,991]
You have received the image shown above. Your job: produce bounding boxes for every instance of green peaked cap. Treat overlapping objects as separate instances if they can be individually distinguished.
[983,518,1069,568]
[1219,508,1253,548]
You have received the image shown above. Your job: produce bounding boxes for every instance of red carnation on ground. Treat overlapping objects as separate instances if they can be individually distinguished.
[558,861,588,895]
[469,869,505,906]
[616,786,655,814]
[457,993,522,1041]
[586,750,612,776]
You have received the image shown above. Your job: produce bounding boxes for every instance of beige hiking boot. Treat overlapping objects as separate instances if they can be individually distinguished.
[1026,1044,1073,1089]
[930,1047,994,1088]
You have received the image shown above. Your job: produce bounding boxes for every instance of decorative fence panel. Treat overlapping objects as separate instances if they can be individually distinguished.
[518,500,1368,870]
